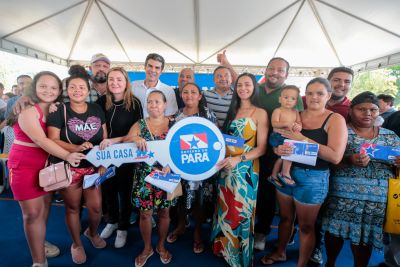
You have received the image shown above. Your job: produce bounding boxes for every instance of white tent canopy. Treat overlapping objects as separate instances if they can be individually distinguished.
[1,0,399,74]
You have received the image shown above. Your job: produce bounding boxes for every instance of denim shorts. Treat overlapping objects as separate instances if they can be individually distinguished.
[269,131,285,148]
[276,166,329,205]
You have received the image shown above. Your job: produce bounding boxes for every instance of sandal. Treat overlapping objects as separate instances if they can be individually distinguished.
[71,244,86,264]
[166,231,183,243]
[277,173,296,187]
[84,228,106,249]
[193,241,204,254]
[260,254,287,265]
[267,176,283,188]
[156,247,172,264]
[134,249,154,267]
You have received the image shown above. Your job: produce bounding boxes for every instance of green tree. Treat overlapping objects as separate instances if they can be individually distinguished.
[350,69,398,107]
[388,65,400,107]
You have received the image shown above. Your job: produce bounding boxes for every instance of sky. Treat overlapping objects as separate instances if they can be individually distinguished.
[0,51,68,92]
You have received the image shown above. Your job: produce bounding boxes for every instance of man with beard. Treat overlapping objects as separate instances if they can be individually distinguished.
[254,57,303,251]
[61,53,110,103]
[87,53,110,102]
[12,54,111,112]
[132,53,178,118]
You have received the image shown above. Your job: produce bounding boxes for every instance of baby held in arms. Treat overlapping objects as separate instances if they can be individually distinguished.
[268,85,302,188]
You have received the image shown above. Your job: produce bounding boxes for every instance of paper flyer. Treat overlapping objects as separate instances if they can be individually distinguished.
[144,171,181,193]
[360,143,400,161]
[83,166,116,189]
[281,139,319,166]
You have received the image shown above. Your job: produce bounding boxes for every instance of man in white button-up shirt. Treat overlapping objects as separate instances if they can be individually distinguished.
[131,53,178,118]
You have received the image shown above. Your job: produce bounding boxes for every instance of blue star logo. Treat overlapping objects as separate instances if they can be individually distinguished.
[136,150,146,157]
[365,145,378,157]
[189,136,199,148]
[148,151,155,158]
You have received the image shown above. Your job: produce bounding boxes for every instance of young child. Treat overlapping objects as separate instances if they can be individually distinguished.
[268,85,302,187]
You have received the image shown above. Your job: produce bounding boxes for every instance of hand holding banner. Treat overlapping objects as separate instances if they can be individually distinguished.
[86,117,226,182]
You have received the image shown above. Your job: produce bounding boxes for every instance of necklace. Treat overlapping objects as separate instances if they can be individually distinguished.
[350,124,377,139]
[146,117,168,137]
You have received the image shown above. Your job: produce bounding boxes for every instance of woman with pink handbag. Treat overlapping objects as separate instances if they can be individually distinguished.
[7,71,85,267]
[47,66,108,264]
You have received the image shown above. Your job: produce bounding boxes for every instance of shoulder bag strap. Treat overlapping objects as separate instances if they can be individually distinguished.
[63,104,72,144]
[144,118,155,141]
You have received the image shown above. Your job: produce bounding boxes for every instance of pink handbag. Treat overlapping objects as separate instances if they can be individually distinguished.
[39,162,72,191]
[39,104,73,192]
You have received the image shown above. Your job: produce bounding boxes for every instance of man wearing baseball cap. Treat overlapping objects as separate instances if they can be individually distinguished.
[87,53,111,102]
[12,53,111,113]
[60,53,111,103]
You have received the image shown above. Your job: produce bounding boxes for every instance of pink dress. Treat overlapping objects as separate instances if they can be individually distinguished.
[8,104,49,200]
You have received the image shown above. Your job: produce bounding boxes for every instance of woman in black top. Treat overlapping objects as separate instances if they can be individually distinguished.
[97,67,143,248]
[47,67,107,264]
[260,78,347,266]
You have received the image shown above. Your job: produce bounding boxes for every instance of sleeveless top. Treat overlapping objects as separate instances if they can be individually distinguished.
[293,112,334,170]
[13,104,47,143]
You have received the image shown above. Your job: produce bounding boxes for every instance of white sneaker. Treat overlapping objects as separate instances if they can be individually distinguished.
[100,223,118,239]
[254,233,266,251]
[114,230,127,248]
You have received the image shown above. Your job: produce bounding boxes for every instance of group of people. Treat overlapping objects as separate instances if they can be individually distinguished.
[3,50,400,267]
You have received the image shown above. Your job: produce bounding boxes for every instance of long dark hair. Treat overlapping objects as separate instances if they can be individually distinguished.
[221,73,259,134]
[181,82,208,118]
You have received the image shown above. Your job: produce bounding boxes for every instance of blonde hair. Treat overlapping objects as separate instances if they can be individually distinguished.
[105,67,135,111]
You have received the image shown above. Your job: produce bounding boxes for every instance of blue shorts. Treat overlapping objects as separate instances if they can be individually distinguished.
[276,166,329,205]
[269,131,285,147]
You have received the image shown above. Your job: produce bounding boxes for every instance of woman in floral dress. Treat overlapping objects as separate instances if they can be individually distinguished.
[124,90,174,267]
[211,73,268,267]
[322,91,400,267]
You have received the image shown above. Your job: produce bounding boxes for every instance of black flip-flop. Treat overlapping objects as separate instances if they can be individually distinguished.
[260,255,287,265]
[267,176,283,188]
[277,173,296,187]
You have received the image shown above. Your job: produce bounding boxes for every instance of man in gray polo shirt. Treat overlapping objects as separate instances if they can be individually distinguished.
[203,66,234,128]
[131,53,178,118]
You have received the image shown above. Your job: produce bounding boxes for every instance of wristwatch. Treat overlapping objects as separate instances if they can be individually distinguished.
[240,154,247,162]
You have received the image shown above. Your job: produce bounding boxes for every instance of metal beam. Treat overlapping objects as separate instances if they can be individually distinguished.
[1,1,87,39]
[317,0,400,39]
[68,0,94,61]
[350,52,400,73]
[99,0,196,64]
[0,39,68,66]
[273,0,305,57]
[193,0,200,62]
[199,0,301,64]
[97,1,131,62]
[307,0,342,65]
